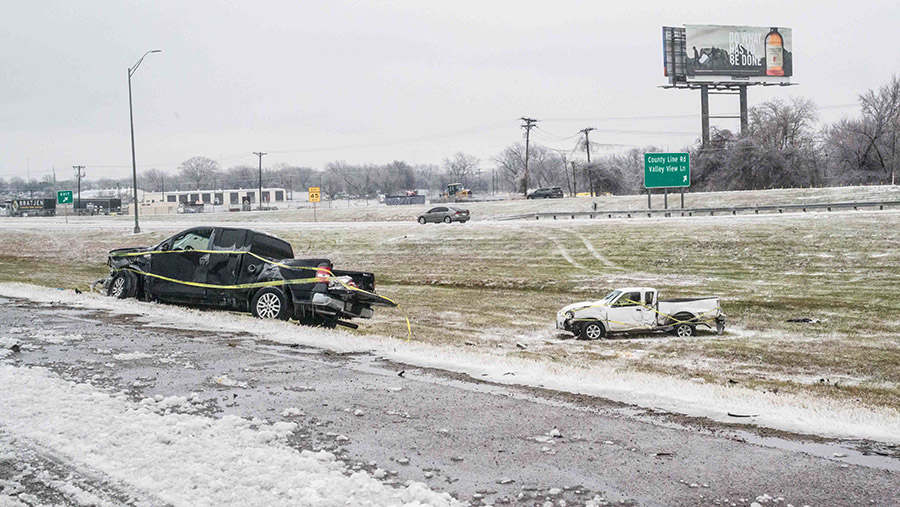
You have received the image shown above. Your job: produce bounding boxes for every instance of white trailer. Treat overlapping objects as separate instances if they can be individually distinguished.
[556,287,726,340]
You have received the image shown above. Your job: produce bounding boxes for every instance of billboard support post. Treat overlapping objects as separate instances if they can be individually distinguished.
[681,188,685,209]
[647,190,651,209]
[740,85,749,133]
[664,188,668,210]
[701,85,710,147]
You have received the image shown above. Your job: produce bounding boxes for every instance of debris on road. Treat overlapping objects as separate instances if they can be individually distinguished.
[211,375,249,388]
[786,318,822,324]
[0,338,20,359]
[281,407,303,417]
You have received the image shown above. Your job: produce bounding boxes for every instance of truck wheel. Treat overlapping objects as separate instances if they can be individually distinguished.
[107,271,137,299]
[251,287,291,320]
[443,216,452,224]
[674,323,695,337]
[418,217,426,224]
[579,321,606,340]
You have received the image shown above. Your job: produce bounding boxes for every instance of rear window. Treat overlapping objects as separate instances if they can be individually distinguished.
[249,233,294,260]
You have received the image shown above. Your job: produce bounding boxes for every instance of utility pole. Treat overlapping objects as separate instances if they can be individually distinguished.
[520,117,538,195]
[73,166,86,214]
[891,130,896,186]
[253,152,266,210]
[571,161,577,196]
[580,127,596,196]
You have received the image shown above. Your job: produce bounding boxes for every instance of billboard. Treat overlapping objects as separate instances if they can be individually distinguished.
[664,25,792,84]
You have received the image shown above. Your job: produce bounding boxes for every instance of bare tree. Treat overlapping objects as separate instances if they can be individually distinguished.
[443,152,479,186]
[493,143,526,192]
[223,165,257,189]
[748,97,819,151]
[141,168,167,192]
[179,157,219,190]
[525,145,563,188]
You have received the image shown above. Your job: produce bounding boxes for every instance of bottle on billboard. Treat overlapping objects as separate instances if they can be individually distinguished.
[765,27,784,76]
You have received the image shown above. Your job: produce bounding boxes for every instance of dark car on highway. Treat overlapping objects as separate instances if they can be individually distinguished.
[526,187,564,199]
[102,227,395,328]
[417,206,470,224]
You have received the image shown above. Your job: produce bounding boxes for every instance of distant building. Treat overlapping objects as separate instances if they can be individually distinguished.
[140,187,288,207]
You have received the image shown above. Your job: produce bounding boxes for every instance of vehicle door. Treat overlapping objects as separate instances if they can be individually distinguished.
[236,232,295,288]
[206,228,249,306]
[606,291,645,331]
[427,207,447,222]
[149,228,213,303]
[641,290,658,327]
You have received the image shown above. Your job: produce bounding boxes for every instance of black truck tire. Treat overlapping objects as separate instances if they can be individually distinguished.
[579,321,606,340]
[251,287,291,320]
[108,271,137,299]
[674,323,695,337]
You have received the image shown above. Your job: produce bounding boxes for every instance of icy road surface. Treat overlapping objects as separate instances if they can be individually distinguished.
[1,295,899,506]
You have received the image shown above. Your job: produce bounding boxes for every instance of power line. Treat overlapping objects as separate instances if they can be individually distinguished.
[64,120,520,171]
[541,103,860,122]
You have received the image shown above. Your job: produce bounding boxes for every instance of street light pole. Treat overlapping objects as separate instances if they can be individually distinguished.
[128,49,161,234]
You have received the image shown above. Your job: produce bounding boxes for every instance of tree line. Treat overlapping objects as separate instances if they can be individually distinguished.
[3,76,898,200]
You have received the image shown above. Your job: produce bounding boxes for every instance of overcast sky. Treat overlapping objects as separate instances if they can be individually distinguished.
[3,0,898,181]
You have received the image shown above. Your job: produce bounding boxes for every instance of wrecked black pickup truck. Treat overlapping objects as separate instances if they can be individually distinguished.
[100,226,395,328]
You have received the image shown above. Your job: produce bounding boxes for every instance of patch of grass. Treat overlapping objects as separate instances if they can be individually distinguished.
[2,201,899,412]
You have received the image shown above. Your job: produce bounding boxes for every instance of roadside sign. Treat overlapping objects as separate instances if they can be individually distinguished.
[308,187,321,203]
[644,152,690,188]
[57,190,73,204]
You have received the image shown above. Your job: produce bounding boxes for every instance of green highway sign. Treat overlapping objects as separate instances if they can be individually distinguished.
[644,152,690,189]
[57,190,73,204]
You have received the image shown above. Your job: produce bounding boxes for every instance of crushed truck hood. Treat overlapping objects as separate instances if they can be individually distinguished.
[560,301,604,314]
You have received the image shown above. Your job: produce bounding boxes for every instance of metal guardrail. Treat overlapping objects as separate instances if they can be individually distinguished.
[498,200,900,221]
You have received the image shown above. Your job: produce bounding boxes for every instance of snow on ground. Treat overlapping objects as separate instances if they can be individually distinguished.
[0,364,461,507]
[2,282,900,445]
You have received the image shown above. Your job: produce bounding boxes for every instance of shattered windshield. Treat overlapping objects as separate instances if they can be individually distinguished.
[601,290,621,303]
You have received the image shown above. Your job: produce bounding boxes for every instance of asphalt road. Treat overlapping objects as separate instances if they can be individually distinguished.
[1,295,898,506]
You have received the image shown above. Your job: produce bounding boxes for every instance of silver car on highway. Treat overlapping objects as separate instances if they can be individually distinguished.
[417,206,470,224]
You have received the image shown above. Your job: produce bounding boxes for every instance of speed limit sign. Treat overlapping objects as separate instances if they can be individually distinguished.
[308,187,321,203]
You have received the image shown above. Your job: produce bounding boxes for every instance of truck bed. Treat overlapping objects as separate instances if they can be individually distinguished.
[659,297,718,303]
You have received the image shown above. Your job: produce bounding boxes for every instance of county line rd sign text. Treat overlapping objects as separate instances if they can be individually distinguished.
[644,152,690,189]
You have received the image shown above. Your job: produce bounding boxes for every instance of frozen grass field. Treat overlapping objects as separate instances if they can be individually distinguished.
[2,185,899,417]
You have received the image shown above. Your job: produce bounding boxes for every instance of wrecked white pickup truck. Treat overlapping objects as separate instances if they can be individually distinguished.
[556,287,725,340]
